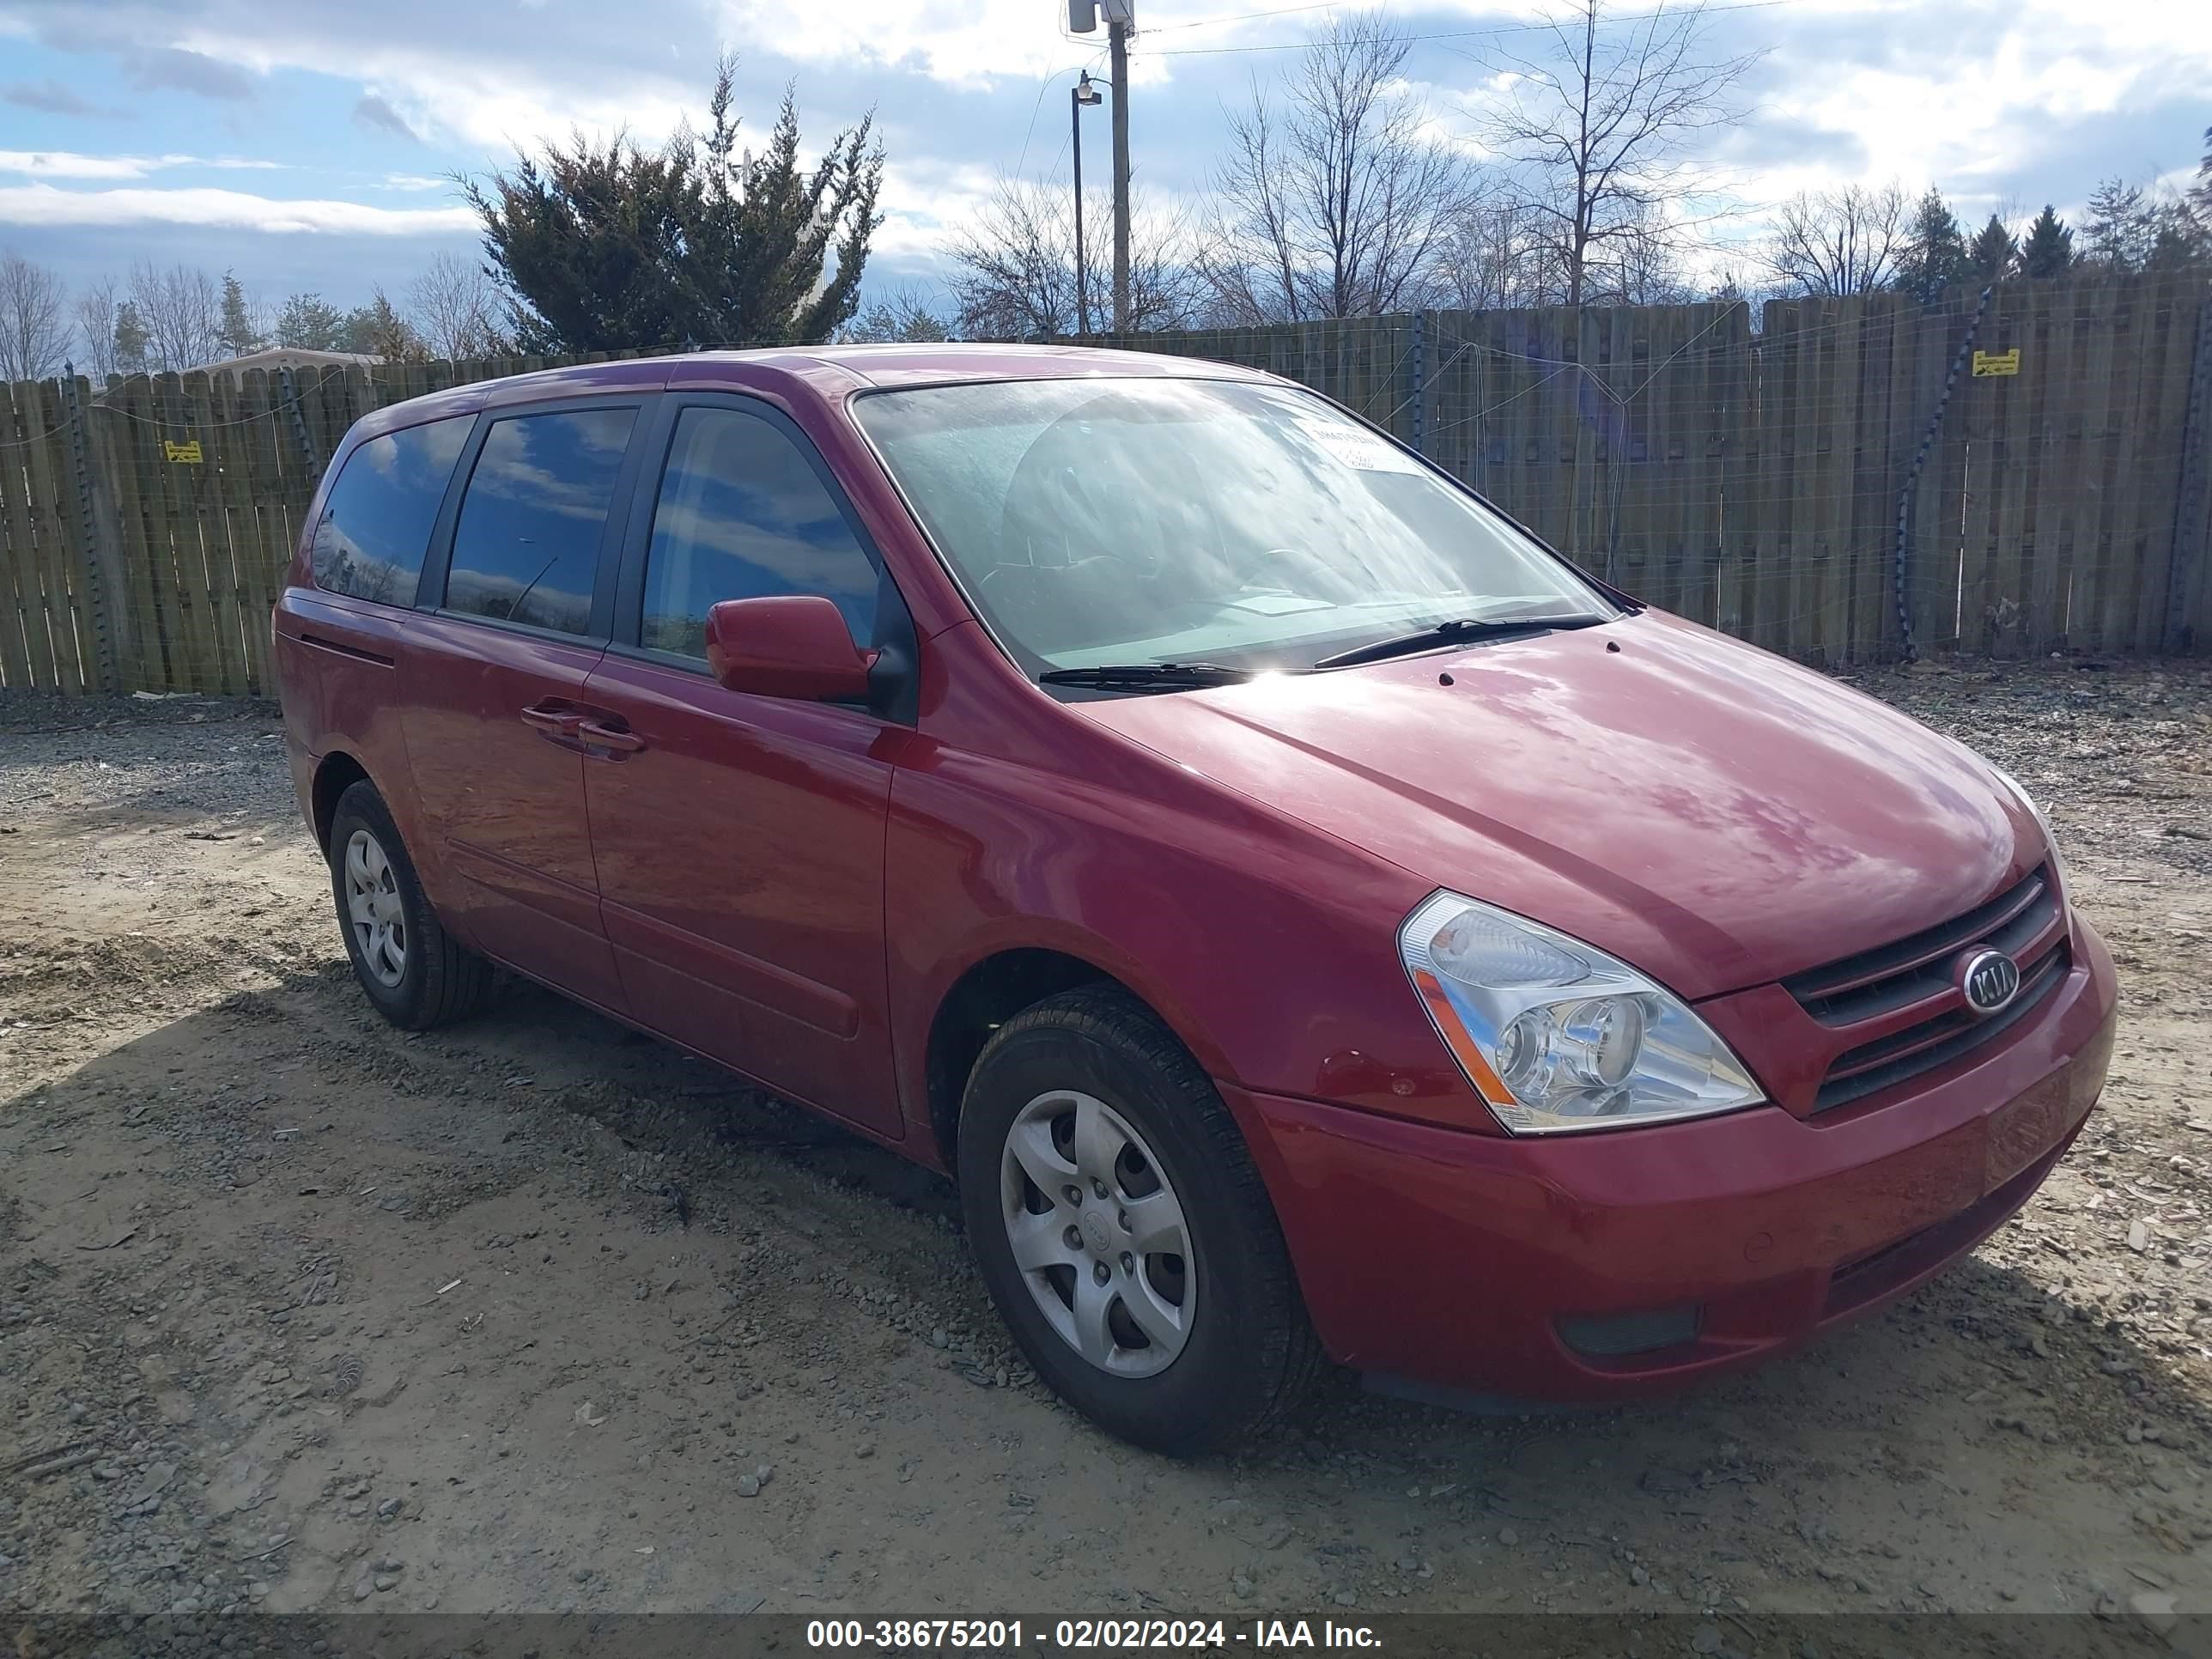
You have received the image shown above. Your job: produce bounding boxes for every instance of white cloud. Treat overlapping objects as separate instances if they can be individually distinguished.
[0,150,282,179]
[160,28,702,155]
[0,181,477,234]
[708,0,1094,88]
[6,0,2209,292]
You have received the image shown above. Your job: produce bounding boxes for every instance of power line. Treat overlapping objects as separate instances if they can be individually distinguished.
[1144,0,1342,35]
[1014,50,1107,181]
[1146,0,1802,58]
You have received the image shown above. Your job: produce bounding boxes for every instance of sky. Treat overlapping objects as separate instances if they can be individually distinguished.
[1,0,2207,327]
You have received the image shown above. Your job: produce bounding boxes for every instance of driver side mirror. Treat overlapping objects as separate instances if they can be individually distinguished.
[704,596,878,702]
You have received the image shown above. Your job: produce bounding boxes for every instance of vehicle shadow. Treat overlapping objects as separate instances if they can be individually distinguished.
[12,954,2197,1621]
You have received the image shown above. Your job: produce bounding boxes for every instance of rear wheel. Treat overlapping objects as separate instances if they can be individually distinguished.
[957,987,1322,1455]
[326,780,488,1030]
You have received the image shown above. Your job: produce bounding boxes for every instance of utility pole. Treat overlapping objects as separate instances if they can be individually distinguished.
[1071,0,1134,332]
[1108,3,1132,331]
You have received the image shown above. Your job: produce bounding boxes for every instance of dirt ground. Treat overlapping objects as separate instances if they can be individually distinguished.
[1,659,2209,1638]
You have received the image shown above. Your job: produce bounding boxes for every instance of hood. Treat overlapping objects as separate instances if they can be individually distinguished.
[1069,612,2042,1001]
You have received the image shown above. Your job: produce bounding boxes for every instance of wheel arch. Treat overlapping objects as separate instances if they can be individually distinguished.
[310,749,374,851]
[922,946,1221,1176]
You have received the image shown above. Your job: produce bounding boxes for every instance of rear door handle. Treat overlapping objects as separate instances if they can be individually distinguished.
[520,703,583,738]
[577,718,645,755]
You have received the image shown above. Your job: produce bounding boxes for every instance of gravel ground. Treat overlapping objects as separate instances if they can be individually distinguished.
[0,660,2208,1649]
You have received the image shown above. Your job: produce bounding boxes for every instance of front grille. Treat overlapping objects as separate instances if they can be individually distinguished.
[1788,866,2067,1113]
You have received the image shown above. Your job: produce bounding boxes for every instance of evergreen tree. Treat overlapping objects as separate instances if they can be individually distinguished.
[2145,199,2212,270]
[464,57,884,349]
[1893,187,1966,301]
[1966,214,2018,283]
[2082,179,2153,270]
[273,292,349,350]
[216,270,262,355]
[112,301,149,375]
[339,289,425,362]
[2018,205,2072,277]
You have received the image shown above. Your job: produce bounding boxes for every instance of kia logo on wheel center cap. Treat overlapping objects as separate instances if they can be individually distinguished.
[1958,948,2022,1016]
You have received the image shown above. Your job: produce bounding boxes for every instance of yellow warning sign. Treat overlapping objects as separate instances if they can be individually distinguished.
[1972,348,2021,378]
[163,439,204,463]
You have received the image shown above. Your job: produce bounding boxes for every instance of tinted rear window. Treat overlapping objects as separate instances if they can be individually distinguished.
[443,408,637,636]
[311,415,473,605]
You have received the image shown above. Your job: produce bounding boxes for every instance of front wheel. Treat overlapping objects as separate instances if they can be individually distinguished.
[957,987,1322,1455]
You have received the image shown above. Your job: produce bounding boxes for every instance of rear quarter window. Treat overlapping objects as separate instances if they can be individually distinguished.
[312,414,474,605]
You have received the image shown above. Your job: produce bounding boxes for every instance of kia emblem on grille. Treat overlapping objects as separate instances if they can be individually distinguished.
[1958,948,2022,1016]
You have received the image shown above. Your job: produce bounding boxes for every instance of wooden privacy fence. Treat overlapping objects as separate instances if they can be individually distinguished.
[0,350,653,698]
[1100,267,2212,666]
[3,271,2209,697]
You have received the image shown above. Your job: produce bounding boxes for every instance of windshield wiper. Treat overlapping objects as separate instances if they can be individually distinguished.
[1310,612,1605,671]
[1036,661,1256,691]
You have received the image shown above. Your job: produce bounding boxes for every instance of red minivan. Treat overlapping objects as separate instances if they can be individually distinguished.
[275,346,2118,1454]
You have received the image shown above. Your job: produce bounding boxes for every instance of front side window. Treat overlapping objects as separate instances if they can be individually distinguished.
[852,378,1611,676]
[444,407,637,636]
[640,406,879,659]
[311,414,472,605]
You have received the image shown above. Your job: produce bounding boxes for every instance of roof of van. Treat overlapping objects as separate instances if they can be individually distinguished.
[341,343,1277,449]
[696,342,1271,384]
[519,341,1272,387]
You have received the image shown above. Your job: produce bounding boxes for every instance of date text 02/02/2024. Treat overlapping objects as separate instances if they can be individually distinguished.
[803,1620,1383,1650]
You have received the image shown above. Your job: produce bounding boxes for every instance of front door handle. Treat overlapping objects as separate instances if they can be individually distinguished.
[577,718,646,755]
[520,702,583,738]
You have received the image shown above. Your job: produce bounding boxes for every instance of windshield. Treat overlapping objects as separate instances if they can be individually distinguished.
[851,376,1611,677]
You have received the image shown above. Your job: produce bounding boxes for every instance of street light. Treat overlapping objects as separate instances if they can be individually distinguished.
[1072,70,1103,337]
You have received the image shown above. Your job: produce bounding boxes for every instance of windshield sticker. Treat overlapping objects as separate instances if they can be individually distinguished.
[1295,422,1426,477]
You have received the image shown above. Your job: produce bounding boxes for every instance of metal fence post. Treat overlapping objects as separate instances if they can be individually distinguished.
[59,364,118,694]
[1410,311,1426,457]
[279,365,319,475]
[1891,283,1996,661]
[2166,292,2212,657]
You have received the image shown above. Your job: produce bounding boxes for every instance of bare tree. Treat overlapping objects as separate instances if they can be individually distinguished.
[1602,198,1698,301]
[1200,13,1475,323]
[1476,0,1758,308]
[127,261,225,371]
[834,283,953,343]
[407,251,508,361]
[1761,181,1909,295]
[0,249,70,382]
[75,274,125,380]
[1438,195,1559,310]
[1705,263,1771,307]
[947,177,1200,338]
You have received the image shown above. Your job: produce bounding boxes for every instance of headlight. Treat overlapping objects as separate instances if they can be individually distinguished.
[1399,892,1762,1135]
[1987,763,2067,887]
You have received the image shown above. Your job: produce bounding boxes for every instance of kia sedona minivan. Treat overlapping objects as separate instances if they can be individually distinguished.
[275,346,2118,1455]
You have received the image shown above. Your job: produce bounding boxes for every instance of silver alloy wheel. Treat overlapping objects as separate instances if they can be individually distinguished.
[1000,1089,1195,1377]
[343,828,407,988]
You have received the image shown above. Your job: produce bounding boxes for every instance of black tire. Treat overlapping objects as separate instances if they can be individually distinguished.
[326,780,489,1030]
[957,986,1322,1455]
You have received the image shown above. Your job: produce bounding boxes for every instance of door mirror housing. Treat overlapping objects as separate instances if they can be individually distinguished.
[704,596,878,702]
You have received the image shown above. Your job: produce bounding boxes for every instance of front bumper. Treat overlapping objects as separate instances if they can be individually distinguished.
[1224,914,2118,1401]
